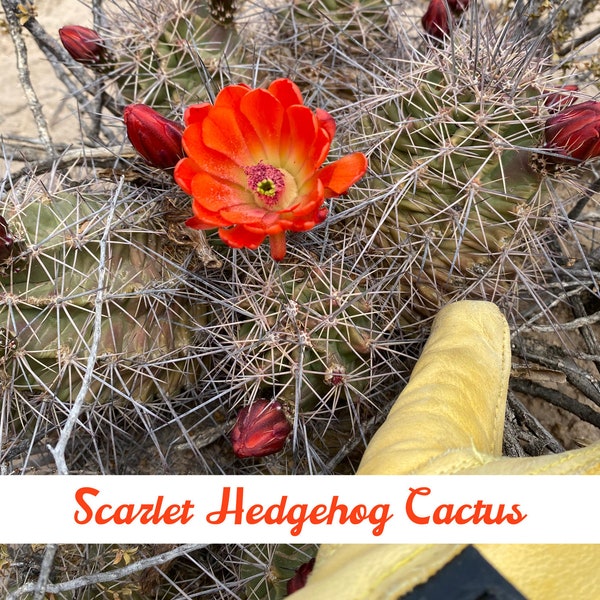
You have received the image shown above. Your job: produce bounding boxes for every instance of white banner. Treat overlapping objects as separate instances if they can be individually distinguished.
[0,475,595,544]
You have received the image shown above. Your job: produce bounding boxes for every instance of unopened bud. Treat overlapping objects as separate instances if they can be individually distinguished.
[447,0,469,13]
[422,0,450,39]
[544,100,600,163]
[230,399,292,458]
[287,558,316,594]
[0,216,15,263]
[544,85,579,113]
[59,25,105,65]
[123,104,184,171]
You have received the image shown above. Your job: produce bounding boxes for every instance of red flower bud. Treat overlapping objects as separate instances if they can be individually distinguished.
[230,400,292,458]
[544,100,600,162]
[544,85,579,112]
[422,0,450,39]
[0,216,14,263]
[286,558,316,595]
[123,104,184,171]
[59,25,105,65]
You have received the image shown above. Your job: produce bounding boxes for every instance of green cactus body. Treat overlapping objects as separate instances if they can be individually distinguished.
[226,252,378,412]
[240,544,317,600]
[282,0,392,48]
[114,2,240,109]
[348,35,568,321]
[0,183,203,405]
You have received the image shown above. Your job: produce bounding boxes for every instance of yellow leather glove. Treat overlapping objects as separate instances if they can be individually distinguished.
[289,300,600,600]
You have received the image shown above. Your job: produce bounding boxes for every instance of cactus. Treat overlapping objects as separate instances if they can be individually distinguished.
[0,172,205,408]
[240,544,317,600]
[190,243,406,473]
[101,0,243,110]
[334,14,589,325]
[3,0,600,596]
[233,254,378,410]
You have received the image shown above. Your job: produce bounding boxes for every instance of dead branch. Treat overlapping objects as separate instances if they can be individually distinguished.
[1,0,55,156]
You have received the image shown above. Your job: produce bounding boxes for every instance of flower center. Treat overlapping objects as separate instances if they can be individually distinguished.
[244,162,286,207]
[257,178,277,197]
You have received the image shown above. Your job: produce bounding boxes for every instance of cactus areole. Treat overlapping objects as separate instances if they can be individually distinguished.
[174,78,367,260]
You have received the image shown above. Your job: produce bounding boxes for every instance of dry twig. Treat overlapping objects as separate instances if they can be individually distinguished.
[512,378,600,429]
[48,177,121,475]
[1,0,55,156]
[6,544,206,599]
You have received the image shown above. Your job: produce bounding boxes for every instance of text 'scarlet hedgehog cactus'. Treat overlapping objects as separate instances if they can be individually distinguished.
[348,18,588,323]
[0,175,204,406]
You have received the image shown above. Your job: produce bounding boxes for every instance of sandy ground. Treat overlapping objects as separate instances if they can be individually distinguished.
[0,0,91,166]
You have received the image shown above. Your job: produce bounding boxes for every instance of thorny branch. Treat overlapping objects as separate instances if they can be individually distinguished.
[570,295,600,375]
[558,22,600,56]
[512,337,600,408]
[6,544,206,599]
[511,378,600,429]
[5,144,136,181]
[323,413,383,473]
[520,309,600,333]
[1,0,55,156]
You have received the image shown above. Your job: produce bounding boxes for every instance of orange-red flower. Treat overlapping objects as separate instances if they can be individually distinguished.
[174,79,368,260]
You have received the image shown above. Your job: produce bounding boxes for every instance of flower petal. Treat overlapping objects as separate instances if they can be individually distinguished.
[219,204,270,224]
[214,84,251,110]
[174,157,200,194]
[310,128,333,172]
[244,212,286,235]
[281,105,321,176]
[269,231,287,261]
[186,216,213,229]
[203,107,263,165]
[181,122,246,185]
[268,79,304,109]
[190,200,232,227]
[285,180,324,218]
[316,108,336,141]
[240,89,284,163]
[219,225,266,249]
[186,211,230,229]
[191,172,249,211]
[318,153,368,198]
[184,103,211,126]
